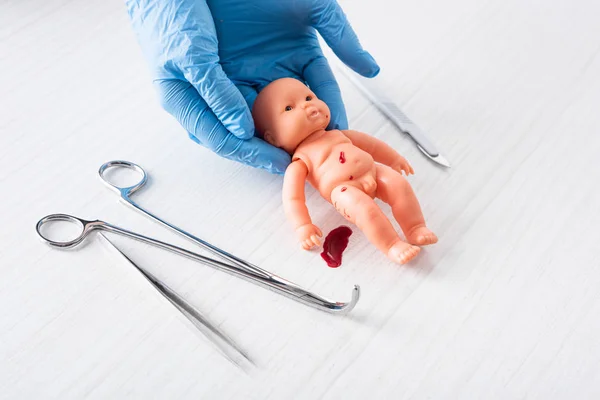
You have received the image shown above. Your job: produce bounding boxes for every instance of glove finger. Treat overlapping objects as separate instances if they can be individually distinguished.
[131,0,254,140]
[303,56,348,130]
[156,79,290,173]
[156,79,222,143]
[310,0,380,78]
[215,135,292,175]
[182,62,255,140]
[236,84,259,112]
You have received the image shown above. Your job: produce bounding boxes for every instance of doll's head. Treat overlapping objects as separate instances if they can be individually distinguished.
[252,78,330,154]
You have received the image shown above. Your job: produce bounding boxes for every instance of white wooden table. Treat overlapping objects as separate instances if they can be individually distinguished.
[2,0,600,398]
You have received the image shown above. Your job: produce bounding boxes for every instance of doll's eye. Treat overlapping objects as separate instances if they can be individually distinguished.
[285,105,293,111]
[305,96,312,101]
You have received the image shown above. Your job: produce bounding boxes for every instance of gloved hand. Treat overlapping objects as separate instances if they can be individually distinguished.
[126,0,379,174]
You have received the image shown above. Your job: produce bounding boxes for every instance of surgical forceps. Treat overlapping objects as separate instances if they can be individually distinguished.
[36,160,360,314]
[99,233,252,367]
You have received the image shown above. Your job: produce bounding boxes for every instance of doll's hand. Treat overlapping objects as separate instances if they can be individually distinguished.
[392,157,415,176]
[296,224,323,250]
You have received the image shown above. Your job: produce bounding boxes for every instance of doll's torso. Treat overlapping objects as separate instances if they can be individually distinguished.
[292,129,377,202]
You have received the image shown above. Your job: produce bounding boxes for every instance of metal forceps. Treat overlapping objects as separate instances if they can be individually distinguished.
[37,160,360,314]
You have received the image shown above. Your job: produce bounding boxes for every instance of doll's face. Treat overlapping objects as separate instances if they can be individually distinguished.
[252,78,330,154]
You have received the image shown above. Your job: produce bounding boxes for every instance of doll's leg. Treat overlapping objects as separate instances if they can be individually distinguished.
[375,164,438,246]
[331,185,420,264]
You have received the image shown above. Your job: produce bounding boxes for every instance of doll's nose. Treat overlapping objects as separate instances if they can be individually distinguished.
[305,105,318,114]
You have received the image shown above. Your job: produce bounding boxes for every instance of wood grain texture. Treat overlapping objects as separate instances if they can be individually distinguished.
[1,0,599,398]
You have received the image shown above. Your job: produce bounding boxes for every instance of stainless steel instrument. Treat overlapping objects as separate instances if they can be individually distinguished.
[99,233,252,368]
[36,160,360,314]
[335,65,451,168]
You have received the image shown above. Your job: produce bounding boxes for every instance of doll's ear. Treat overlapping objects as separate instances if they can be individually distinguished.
[263,130,278,146]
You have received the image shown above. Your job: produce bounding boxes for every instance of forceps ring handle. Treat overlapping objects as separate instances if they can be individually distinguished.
[99,160,272,280]
[98,160,147,199]
[36,214,104,248]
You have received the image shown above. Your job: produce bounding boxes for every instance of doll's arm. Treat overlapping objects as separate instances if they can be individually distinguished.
[342,130,414,175]
[282,160,322,249]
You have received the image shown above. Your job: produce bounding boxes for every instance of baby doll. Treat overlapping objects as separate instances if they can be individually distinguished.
[252,78,437,264]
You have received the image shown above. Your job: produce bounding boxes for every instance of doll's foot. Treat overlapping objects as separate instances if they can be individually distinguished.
[407,226,438,246]
[388,241,421,264]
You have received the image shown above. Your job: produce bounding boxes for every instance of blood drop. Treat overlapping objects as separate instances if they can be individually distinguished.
[320,226,353,268]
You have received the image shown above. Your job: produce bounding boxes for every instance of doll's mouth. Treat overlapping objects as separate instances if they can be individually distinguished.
[307,109,320,119]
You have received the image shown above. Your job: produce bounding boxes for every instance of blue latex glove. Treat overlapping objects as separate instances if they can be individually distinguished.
[126,0,379,174]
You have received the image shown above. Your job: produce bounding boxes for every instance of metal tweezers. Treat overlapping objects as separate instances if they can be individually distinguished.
[99,234,253,368]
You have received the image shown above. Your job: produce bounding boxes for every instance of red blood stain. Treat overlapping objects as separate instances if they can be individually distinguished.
[349,175,353,180]
[341,187,347,192]
[320,226,353,268]
[339,151,346,163]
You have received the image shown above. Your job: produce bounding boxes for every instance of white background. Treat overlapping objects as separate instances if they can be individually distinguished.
[2,0,600,398]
